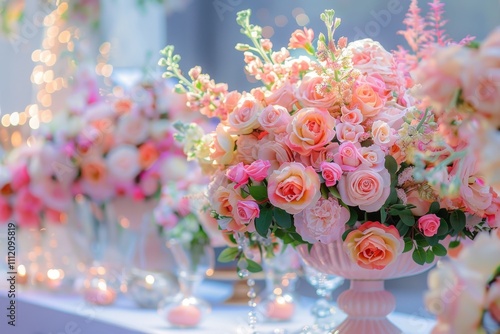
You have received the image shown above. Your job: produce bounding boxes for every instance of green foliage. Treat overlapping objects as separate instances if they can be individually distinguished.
[249,185,268,201]
[217,247,239,263]
[255,207,272,237]
[273,207,291,229]
[412,246,427,265]
[432,243,447,257]
[450,210,466,233]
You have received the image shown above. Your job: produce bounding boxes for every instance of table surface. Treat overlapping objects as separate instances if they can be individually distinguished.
[0,280,435,334]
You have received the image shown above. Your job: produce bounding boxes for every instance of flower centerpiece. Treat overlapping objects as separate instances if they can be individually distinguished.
[425,230,500,334]
[160,2,499,332]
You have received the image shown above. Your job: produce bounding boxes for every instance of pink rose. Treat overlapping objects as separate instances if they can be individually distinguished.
[245,160,271,182]
[226,163,249,189]
[235,200,260,224]
[139,172,160,197]
[257,141,294,172]
[14,207,40,229]
[371,120,395,147]
[333,142,363,172]
[336,122,365,143]
[210,186,243,219]
[320,162,343,187]
[258,105,292,134]
[9,164,30,191]
[337,168,391,212]
[417,214,441,237]
[267,162,321,214]
[31,178,71,212]
[296,74,339,111]
[340,106,364,125]
[344,221,403,270]
[106,145,140,182]
[359,145,385,172]
[377,105,406,128]
[264,84,297,111]
[227,95,262,135]
[286,107,336,155]
[16,188,43,213]
[294,196,349,243]
[235,133,259,165]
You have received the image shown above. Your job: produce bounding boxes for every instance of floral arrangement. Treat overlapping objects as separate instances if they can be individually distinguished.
[37,68,193,204]
[161,2,499,272]
[425,230,500,333]
[412,26,500,198]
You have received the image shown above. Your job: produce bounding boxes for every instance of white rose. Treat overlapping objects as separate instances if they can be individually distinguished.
[116,114,149,145]
[106,145,140,181]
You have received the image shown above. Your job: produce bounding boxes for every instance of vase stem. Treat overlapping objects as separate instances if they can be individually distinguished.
[334,280,401,334]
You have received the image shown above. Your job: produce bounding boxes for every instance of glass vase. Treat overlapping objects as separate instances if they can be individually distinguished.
[158,238,214,328]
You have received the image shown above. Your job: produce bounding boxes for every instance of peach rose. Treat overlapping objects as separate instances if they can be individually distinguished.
[340,106,364,125]
[106,145,140,182]
[264,84,298,111]
[286,107,336,155]
[294,196,349,244]
[210,124,237,166]
[267,162,321,214]
[371,120,395,147]
[235,133,259,165]
[337,168,391,212]
[138,142,159,169]
[351,75,386,118]
[417,214,441,237]
[359,145,385,172]
[296,74,339,110]
[227,95,262,135]
[297,142,339,171]
[406,190,432,216]
[258,105,292,134]
[257,140,294,171]
[211,186,238,218]
[344,221,403,270]
[81,156,108,184]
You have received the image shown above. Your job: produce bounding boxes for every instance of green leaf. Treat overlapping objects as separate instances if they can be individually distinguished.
[342,229,354,241]
[426,235,439,246]
[249,185,268,201]
[412,247,426,265]
[432,244,448,257]
[391,204,408,211]
[396,220,409,236]
[246,259,263,273]
[385,155,398,175]
[399,211,416,227]
[380,208,387,224]
[429,202,440,214]
[346,208,358,227]
[255,208,272,237]
[329,187,341,199]
[217,247,239,263]
[384,187,398,206]
[449,240,461,249]
[425,249,435,264]
[450,210,466,232]
[273,207,291,229]
[437,219,449,236]
[403,238,414,253]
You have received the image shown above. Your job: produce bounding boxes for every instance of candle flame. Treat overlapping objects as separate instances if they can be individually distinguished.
[97,280,107,291]
[47,269,61,280]
[145,275,155,285]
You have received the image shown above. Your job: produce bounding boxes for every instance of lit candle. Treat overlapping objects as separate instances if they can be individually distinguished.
[265,296,295,321]
[84,280,117,306]
[144,274,155,289]
[46,269,64,290]
[17,265,28,285]
[166,303,202,327]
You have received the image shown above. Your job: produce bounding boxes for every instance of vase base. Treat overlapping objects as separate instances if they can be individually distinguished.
[331,318,402,334]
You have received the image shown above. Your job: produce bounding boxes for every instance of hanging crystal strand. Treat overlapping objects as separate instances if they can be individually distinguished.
[236,233,258,334]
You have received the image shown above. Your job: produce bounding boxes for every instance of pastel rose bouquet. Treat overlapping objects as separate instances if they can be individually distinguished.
[412,26,500,203]
[38,69,191,204]
[160,4,498,271]
[425,230,500,334]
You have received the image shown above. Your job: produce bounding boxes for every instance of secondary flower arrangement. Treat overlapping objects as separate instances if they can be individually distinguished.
[162,3,499,272]
[425,230,500,334]
[412,26,500,200]
[38,68,190,204]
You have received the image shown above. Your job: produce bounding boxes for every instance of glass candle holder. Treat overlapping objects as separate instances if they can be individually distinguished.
[82,266,119,306]
[127,269,178,309]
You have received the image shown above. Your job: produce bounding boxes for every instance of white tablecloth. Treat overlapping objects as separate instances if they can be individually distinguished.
[0,281,435,334]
